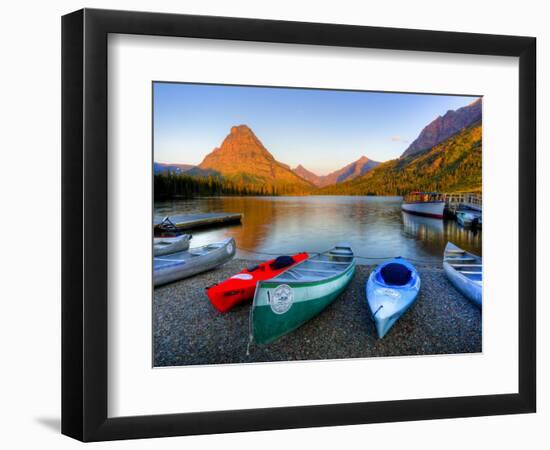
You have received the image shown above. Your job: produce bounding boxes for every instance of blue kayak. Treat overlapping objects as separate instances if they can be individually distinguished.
[366,257,421,338]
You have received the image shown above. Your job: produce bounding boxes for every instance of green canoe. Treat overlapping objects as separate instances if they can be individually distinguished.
[250,244,356,345]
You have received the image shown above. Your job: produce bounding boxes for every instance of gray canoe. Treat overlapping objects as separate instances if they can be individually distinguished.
[153,237,236,287]
[443,241,482,308]
[153,234,192,256]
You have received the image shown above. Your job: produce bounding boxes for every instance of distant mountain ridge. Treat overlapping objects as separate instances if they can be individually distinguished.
[153,162,194,175]
[401,98,482,158]
[317,121,482,195]
[293,165,322,186]
[292,156,380,187]
[322,156,381,186]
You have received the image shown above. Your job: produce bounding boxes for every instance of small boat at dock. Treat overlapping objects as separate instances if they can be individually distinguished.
[401,192,445,219]
[154,238,236,287]
[250,244,356,345]
[206,252,309,312]
[443,242,482,308]
[153,234,192,256]
[366,257,421,339]
[456,210,481,228]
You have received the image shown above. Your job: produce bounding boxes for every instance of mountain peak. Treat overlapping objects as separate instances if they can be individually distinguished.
[197,125,313,194]
[200,125,275,167]
[292,155,380,187]
[230,124,254,136]
[401,98,482,158]
[293,164,321,185]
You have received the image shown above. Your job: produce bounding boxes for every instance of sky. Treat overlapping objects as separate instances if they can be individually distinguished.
[153,82,479,175]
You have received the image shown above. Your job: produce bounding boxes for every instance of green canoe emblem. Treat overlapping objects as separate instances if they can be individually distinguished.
[270,284,293,314]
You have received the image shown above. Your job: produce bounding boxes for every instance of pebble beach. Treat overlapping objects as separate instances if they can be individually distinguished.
[153,258,482,367]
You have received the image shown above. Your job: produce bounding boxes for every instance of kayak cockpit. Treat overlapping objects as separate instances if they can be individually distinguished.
[378,263,412,286]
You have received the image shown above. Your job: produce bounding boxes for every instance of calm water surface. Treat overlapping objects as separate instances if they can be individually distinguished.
[154,196,481,264]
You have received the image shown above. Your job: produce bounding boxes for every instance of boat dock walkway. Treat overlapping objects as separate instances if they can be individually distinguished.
[443,192,482,214]
[154,212,242,232]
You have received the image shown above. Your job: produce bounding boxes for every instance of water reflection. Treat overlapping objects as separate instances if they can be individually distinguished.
[402,212,481,258]
[154,196,482,264]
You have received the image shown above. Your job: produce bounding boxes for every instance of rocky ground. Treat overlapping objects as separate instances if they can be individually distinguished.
[153,259,482,367]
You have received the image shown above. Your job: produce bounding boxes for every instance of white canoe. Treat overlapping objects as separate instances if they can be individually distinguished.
[443,242,482,308]
[153,238,236,287]
[153,234,192,256]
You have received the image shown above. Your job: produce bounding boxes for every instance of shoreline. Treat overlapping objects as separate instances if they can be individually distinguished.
[153,258,482,367]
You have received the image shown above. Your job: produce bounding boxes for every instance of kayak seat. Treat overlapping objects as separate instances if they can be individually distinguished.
[380,263,412,286]
[271,255,295,270]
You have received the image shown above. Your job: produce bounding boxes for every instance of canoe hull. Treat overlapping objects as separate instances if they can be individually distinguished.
[366,258,421,339]
[252,261,355,345]
[153,238,236,287]
[443,242,482,308]
[443,263,482,308]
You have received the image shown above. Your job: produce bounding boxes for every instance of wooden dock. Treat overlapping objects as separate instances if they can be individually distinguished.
[443,193,482,214]
[154,213,242,232]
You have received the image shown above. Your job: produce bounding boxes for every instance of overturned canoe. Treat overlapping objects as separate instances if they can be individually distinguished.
[153,234,192,256]
[206,252,309,313]
[153,238,236,287]
[443,242,482,308]
[366,257,421,339]
[250,244,355,345]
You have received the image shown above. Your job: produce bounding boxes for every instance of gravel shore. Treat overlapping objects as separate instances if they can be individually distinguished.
[153,259,482,366]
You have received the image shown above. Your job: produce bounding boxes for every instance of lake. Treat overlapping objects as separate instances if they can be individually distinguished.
[154,196,482,265]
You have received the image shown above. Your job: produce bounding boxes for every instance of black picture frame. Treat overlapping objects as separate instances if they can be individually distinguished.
[62,8,536,442]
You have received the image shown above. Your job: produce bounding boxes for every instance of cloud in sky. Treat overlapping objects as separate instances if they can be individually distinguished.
[391,135,408,143]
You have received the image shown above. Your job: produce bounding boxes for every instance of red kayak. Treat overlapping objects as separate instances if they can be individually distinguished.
[206,252,309,312]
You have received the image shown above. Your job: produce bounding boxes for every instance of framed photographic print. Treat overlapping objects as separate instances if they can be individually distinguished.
[62,8,536,441]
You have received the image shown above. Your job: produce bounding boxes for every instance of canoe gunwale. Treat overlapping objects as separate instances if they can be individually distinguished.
[444,243,482,277]
[260,261,355,288]
[262,247,355,286]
